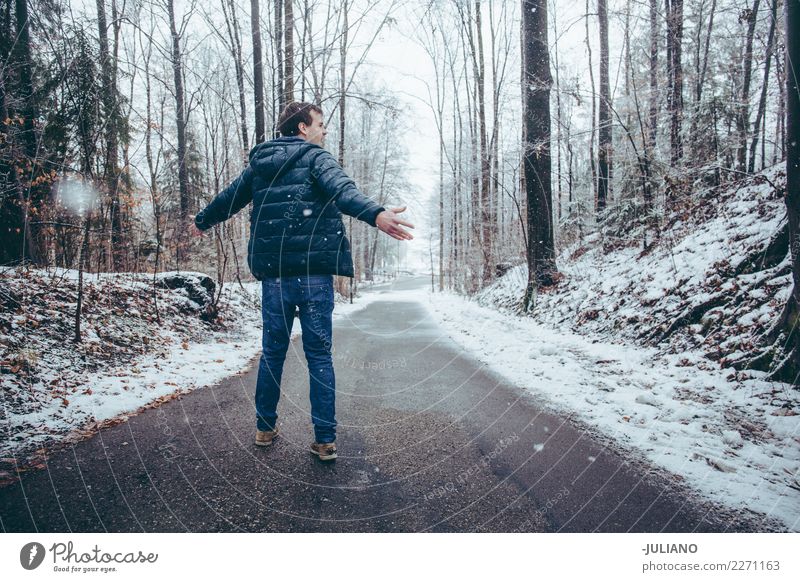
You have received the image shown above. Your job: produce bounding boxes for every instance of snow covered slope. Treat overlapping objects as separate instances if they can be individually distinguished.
[476,164,790,379]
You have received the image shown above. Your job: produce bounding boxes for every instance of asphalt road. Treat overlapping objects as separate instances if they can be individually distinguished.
[0,275,781,532]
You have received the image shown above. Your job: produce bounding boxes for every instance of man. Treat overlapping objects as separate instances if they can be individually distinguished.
[192,102,414,461]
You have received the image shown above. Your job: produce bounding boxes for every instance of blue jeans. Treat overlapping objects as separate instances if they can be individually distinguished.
[255,274,337,443]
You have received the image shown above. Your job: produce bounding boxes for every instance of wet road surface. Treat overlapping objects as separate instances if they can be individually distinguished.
[0,276,778,532]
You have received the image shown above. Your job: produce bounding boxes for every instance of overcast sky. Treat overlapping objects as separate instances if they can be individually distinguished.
[359,0,631,270]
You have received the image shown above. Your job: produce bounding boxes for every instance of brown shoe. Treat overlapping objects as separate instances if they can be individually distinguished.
[255,427,279,447]
[310,441,337,461]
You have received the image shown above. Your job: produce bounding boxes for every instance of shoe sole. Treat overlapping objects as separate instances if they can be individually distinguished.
[310,449,337,461]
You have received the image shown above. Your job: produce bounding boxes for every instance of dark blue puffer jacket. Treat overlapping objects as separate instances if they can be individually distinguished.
[194,136,385,279]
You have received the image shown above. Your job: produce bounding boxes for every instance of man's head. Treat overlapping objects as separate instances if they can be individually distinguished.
[277,102,326,146]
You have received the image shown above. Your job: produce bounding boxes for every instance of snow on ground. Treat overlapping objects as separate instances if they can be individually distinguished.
[397,281,800,532]
[394,166,800,531]
[475,164,789,373]
[0,269,379,477]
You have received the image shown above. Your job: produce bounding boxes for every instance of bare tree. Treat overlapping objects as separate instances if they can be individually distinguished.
[597,0,611,213]
[585,0,597,207]
[217,0,249,157]
[648,0,659,160]
[284,0,294,105]
[665,0,684,165]
[468,2,492,285]
[522,0,557,312]
[97,0,125,270]
[690,0,717,158]
[737,0,762,172]
[165,0,191,226]
[750,0,799,383]
[252,0,266,141]
[748,0,778,173]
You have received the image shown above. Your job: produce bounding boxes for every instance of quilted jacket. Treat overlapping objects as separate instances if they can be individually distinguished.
[194,136,385,279]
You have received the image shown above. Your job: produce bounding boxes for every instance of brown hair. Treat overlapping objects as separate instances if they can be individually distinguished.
[277,102,323,137]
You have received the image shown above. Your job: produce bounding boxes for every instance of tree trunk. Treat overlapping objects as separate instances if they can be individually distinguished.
[770,0,800,384]
[551,6,563,221]
[252,0,266,142]
[338,1,352,300]
[0,0,24,264]
[737,0,762,173]
[648,0,658,158]
[645,0,658,213]
[585,0,597,208]
[97,0,124,271]
[74,214,91,342]
[775,27,785,163]
[5,0,43,264]
[748,0,777,174]
[473,1,492,285]
[522,0,557,311]
[166,0,189,225]
[597,0,611,214]
[300,0,309,100]
[284,0,294,105]
[274,0,284,119]
[666,0,684,166]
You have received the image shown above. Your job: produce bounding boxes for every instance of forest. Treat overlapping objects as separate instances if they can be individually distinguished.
[1,0,798,384]
[1,0,799,540]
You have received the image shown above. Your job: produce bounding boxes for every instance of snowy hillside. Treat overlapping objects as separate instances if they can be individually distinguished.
[476,164,791,380]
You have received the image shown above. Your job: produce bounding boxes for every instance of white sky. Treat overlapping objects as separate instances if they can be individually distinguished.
[360,0,630,270]
[364,8,441,269]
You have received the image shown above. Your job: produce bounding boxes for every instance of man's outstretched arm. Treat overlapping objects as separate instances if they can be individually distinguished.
[311,150,387,227]
[194,166,254,233]
[311,150,414,239]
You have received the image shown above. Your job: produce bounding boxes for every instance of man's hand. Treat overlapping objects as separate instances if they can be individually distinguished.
[376,205,415,241]
[190,220,204,237]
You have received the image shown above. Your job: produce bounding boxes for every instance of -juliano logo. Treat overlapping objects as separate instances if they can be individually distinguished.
[20,542,46,570]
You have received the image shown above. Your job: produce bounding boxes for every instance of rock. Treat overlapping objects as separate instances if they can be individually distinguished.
[156,272,216,309]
